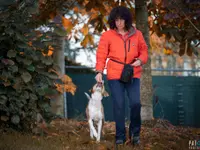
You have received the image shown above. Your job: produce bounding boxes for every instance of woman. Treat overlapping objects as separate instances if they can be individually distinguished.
[95,6,148,145]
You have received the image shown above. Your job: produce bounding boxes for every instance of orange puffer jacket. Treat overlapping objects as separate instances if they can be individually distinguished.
[96,27,148,80]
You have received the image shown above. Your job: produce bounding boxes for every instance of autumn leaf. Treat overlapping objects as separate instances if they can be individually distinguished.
[62,16,73,32]
[28,41,32,46]
[64,84,76,95]
[80,8,87,15]
[48,45,54,51]
[152,0,162,5]
[48,68,59,76]
[47,45,54,56]
[47,51,53,56]
[61,74,72,83]
[164,48,173,55]
[81,24,89,36]
[104,5,112,14]
[99,6,107,16]
[55,83,76,95]
[88,34,94,46]
[42,45,54,56]
[81,35,89,48]
[37,33,43,38]
[42,52,46,56]
[54,74,76,95]
[73,6,79,13]
[96,145,107,150]
[82,0,89,6]
[55,84,63,93]
[90,9,99,20]
[90,8,97,13]
[49,12,57,21]
[85,1,94,11]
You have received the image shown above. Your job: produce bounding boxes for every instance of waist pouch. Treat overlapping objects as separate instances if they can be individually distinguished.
[110,59,134,83]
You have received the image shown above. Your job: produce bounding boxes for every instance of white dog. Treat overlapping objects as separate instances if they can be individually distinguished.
[84,81,109,142]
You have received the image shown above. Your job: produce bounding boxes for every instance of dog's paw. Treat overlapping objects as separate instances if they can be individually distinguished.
[93,131,98,138]
[90,134,94,139]
[96,137,100,142]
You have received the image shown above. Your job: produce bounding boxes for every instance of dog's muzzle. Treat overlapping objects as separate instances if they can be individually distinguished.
[96,82,103,87]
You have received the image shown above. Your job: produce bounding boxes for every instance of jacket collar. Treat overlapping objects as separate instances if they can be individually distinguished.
[110,26,136,38]
[128,26,136,37]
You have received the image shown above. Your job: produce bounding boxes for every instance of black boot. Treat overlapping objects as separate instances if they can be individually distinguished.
[132,136,140,145]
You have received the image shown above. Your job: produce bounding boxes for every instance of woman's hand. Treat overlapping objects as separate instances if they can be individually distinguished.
[95,72,103,83]
[131,59,142,67]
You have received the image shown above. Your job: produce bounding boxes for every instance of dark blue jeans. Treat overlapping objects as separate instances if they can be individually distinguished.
[108,78,141,141]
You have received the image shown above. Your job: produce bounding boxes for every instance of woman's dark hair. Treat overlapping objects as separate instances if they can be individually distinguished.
[108,6,133,31]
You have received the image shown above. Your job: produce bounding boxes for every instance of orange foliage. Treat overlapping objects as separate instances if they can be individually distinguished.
[61,74,72,83]
[164,48,173,55]
[49,12,57,20]
[152,0,162,5]
[28,41,32,47]
[19,52,24,55]
[81,24,89,36]
[80,9,87,15]
[48,68,59,76]
[62,16,73,32]
[47,51,53,56]
[90,8,99,20]
[55,83,76,95]
[47,45,54,56]
[88,34,94,46]
[81,35,89,48]
[104,5,112,15]
[55,75,76,95]
[73,6,79,13]
[83,0,90,6]
[42,45,54,56]
[36,32,43,38]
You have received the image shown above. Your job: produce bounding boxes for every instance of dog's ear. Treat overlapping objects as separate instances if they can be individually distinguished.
[89,88,93,93]
[89,84,96,93]
[102,91,109,97]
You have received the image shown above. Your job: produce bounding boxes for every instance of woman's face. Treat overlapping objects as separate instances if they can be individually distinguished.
[115,18,125,31]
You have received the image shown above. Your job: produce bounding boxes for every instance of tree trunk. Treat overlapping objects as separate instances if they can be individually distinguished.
[135,0,153,120]
[52,34,66,117]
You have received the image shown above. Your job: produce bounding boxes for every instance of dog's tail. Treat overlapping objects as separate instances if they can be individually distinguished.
[84,92,91,100]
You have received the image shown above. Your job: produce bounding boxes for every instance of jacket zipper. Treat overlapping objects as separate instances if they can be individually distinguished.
[124,41,127,64]
[119,36,129,64]
[128,40,130,52]
[116,30,134,64]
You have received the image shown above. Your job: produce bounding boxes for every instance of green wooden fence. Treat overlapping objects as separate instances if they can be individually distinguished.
[153,76,200,127]
[66,72,200,127]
